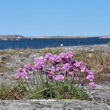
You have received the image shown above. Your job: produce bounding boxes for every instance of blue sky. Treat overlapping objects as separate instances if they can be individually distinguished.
[0,0,110,37]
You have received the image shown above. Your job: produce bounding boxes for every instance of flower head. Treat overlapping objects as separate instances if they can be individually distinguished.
[68,72,74,77]
[17,68,24,73]
[44,53,53,61]
[62,63,70,72]
[32,58,45,71]
[15,68,28,79]
[80,66,87,73]
[55,75,64,81]
[48,75,55,80]
[86,74,94,81]
[24,64,30,71]
[89,82,96,88]
[74,61,83,68]
[56,66,63,71]
[51,55,61,63]
[66,51,73,59]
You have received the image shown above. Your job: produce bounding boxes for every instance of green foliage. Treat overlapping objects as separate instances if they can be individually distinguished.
[0,80,90,100]
[2,48,110,99]
[23,81,89,100]
[0,83,27,99]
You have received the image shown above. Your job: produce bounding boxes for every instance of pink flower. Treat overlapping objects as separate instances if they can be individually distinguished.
[62,63,70,72]
[15,72,21,79]
[89,82,96,88]
[48,75,55,80]
[21,72,28,78]
[24,64,30,71]
[44,53,53,61]
[31,65,37,71]
[86,74,94,81]
[34,58,46,65]
[17,68,24,73]
[59,52,66,58]
[88,72,94,75]
[34,57,40,63]
[86,72,94,81]
[24,64,30,69]
[73,67,79,72]
[80,66,88,73]
[32,58,46,71]
[44,71,49,75]
[59,52,73,60]
[47,66,55,72]
[71,60,77,65]
[15,68,28,79]
[56,66,63,71]
[45,66,55,75]
[66,51,73,58]
[51,55,61,62]
[68,72,74,77]
[49,71,54,75]
[74,61,83,68]
[55,75,64,81]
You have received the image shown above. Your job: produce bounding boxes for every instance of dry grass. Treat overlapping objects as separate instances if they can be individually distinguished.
[0,48,34,55]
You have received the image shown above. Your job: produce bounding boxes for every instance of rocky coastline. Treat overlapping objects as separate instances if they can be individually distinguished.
[0,44,110,110]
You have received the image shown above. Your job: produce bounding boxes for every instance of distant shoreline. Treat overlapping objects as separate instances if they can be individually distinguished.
[1,35,110,40]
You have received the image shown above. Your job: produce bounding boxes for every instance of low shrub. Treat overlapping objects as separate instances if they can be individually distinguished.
[1,51,96,100]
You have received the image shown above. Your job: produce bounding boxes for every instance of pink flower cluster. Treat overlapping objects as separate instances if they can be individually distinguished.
[15,51,96,88]
[32,58,46,71]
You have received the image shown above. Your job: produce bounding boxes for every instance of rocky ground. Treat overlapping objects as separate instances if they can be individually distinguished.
[0,44,110,109]
[0,99,110,110]
[61,44,110,53]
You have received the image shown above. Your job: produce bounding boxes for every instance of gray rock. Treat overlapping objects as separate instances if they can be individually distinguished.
[61,44,110,53]
[85,81,110,105]
[0,100,110,110]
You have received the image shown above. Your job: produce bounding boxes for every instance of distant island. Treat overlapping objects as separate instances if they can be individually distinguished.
[0,35,24,40]
[99,36,110,39]
[37,36,89,39]
[0,35,110,40]
[0,35,89,40]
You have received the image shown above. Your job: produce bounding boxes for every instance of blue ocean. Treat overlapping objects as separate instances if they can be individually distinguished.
[0,37,110,49]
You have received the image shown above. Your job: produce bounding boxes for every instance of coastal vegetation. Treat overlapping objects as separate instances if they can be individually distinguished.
[0,47,110,81]
[0,46,110,100]
[0,51,96,100]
